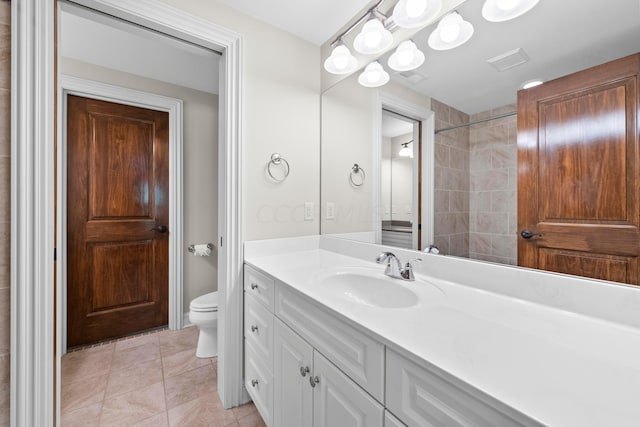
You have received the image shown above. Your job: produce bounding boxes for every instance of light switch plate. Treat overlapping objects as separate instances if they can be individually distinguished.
[326,202,335,220]
[304,202,313,221]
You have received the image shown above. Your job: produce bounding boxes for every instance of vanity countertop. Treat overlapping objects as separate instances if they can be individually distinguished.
[244,238,640,427]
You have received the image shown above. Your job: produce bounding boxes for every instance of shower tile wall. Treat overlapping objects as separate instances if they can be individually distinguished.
[0,2,10,425]
[432,99,470,257]
[469,105,517,265]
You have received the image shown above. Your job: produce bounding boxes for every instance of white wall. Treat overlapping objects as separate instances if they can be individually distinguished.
[62,58,219,311]
[390,133,414,222]
[160,0,321,241]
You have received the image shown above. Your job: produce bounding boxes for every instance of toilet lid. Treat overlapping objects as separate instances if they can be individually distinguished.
[190,291,219,312]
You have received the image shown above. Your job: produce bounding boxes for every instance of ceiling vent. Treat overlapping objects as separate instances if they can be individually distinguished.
[486,47,530,72]
[398,70,428,84]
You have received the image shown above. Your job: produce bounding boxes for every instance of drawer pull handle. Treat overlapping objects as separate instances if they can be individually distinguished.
[251,379,259,387]
[300,366,310,377]
[309,375,320,388]
[251,325,259,333]
[250,283,259,290]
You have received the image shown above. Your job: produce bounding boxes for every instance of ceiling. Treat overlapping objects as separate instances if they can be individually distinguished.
[219,0,640,114]
[60,4,220,94]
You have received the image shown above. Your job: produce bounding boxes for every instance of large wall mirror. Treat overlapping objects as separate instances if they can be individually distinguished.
[320,0,640,273]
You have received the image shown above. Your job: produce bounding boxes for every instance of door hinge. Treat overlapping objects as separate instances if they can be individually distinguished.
[54,247,57,261]
[220,236,223,247]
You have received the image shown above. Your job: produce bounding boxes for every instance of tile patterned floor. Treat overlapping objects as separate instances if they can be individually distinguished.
[61,327,266,426]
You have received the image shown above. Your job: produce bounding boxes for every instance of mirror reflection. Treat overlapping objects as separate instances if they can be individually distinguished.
[320,0,640,274]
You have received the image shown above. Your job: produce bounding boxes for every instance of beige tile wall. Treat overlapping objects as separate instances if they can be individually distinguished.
[431,99,470,257]
[0,2,9,425]
[469,105,517,265]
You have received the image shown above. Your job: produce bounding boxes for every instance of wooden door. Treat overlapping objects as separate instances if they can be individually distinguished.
[67,95,169,347]
[274,318,313,427]
[518,53,640,285]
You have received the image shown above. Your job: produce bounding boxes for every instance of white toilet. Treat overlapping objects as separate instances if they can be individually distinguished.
[189,291,218,358]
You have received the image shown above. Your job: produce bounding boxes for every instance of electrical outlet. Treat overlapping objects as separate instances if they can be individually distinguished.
[304,202,313,221]
[326,202,335,220]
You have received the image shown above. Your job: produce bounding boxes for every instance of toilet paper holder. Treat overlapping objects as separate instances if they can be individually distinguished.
[188,243,215,253]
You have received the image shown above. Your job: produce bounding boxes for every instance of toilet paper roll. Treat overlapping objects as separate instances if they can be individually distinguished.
[193,244,212,257]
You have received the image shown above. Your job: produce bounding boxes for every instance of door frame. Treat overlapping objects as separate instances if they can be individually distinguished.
[12,0,244,425]
[375,92,434,249]
[57,75,184,353]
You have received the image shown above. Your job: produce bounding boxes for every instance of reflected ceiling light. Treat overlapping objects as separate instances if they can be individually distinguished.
[522,79,544,89]
[482,0,540,22]
[358,61,390,87]
[392,0,443,29]
[399,142,413,157]
[428,11,474,51]
[324,44,358,75]
[353,17,393,55]
[388,40,425,71]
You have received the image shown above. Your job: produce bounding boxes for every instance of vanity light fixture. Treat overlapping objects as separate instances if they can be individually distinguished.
[324,43,358,75]
[399,142,413,157]
[388,40,425,71]
[358,61,390,87]
[392,0,443,29]
[427,11,474,51]
[353,17,394,55]
[522,79,544,89]
[482,0,540,22]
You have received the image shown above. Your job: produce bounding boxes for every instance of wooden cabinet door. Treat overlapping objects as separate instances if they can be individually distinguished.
[274,318,313,427]
[67,95,169,346]
[313,351,384,427]
[518,53,640,284]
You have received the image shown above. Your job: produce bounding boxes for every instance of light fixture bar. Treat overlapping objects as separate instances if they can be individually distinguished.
[328,0,387,48]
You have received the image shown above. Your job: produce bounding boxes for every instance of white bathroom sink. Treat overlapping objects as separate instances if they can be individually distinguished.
[319,269,420,308]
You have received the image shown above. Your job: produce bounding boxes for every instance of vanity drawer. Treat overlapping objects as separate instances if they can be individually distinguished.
[386,349,538,427]
[244,264,275,310]
[245,340,273,427]
[276,284,384,402]
[244,292,274,367]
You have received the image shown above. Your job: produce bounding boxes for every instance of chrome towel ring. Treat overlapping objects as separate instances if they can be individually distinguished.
[267,153,290,183]
[349,163,366,187]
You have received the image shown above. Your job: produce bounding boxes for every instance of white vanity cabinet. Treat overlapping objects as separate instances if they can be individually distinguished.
[273,316,384,427]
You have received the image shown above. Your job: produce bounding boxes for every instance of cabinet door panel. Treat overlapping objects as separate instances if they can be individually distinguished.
[313,351,384,427]
[274,318,313,427]
[385,410,406,427]
[276,285,384,401]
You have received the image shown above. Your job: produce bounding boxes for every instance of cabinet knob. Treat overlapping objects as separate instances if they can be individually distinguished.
[300,366,310,377]
[251,379,259,387]
[309,375,320,388]
[251,325,259,333]
[250,283,259,290]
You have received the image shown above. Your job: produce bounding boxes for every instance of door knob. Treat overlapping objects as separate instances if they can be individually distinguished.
[300,366,310,377]
[151,225,168,233]
[309,375,320,388]
[520,229,541,239]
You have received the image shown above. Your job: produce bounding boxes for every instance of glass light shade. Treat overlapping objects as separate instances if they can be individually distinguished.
[353,18,393,55]
[482,0,540,22]
[358,61,390,87]
[522,79,544,89]
[399,143,413,157]
[324,45,358,75]
[388,40,425,72]
[427,12,474,51]
[392,0,442,29]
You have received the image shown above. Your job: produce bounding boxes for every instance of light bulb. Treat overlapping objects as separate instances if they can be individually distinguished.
[405,0,428,18]
[324,45,357,75]
[439,13,462,43]
[364,31,382,49]
[397,49,414,66]
[358,61,389,87]
[497,0,519,11]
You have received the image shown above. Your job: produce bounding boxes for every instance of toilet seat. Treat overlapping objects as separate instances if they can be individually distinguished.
[190,291,219,313]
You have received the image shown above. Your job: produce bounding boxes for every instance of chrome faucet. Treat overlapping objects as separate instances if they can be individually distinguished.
[376,252,421,281]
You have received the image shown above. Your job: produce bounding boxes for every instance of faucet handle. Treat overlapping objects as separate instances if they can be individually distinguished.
[401,258,422,281]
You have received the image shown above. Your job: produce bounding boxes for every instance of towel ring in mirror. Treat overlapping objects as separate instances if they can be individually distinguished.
[349,163,365,187]
[267,153,290,182]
